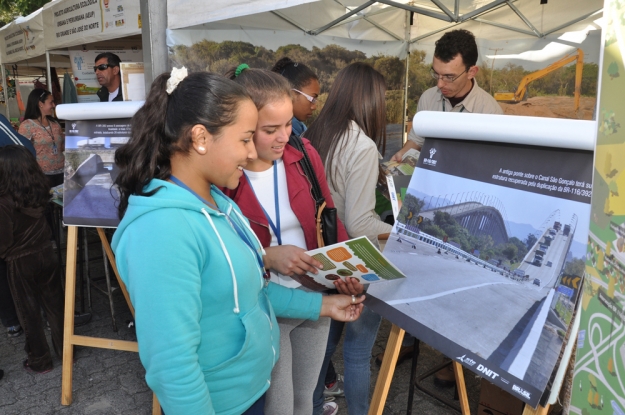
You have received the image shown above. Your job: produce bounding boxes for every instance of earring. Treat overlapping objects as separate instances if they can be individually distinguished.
[198,146,206,152]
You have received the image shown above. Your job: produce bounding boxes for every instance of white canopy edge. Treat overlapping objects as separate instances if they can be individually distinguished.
[56,101,144,120]
[413,111,596,151]
[167,0,319,31]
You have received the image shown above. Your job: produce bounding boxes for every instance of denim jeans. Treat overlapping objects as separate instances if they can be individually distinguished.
[313,306,382,415]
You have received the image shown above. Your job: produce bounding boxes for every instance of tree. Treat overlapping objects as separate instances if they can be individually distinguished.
[525,233,538,249]
[373,57,404,90]
[0,0,44,26]
[398,194,425,226]
[502,244,518,261]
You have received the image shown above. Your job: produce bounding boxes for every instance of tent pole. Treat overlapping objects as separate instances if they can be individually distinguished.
[140,0,168,90]
[1,65,9,120]
[46,51,52,92]
[402,10,411,145]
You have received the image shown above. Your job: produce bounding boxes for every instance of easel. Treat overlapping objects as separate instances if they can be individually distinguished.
[368,324,551,415]
[61,226,161,415]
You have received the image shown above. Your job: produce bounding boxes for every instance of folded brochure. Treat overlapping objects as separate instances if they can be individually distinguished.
[296,236,406,290]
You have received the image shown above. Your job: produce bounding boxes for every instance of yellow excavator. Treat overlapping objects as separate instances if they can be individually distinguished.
[494,48,584,111]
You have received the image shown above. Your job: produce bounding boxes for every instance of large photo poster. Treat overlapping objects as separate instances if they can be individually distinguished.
[63,118,129,227]
[367,137,593,407]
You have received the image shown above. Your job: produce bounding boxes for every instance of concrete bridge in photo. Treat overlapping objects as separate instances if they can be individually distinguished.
[420,201,509,244]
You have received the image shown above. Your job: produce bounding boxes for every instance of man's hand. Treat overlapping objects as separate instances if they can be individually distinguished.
[391,140,420,162]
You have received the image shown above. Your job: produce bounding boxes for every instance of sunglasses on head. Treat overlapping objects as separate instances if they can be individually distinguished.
[94,63,116,72]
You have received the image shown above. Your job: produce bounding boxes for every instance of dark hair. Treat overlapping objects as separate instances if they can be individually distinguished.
[24,88,55,122]
[94,52,122,67]
[114,71,251,218]
[305,62,386,187]
[0,145,50,210]
[271,57,318,90]
[226,66,291,110]
[434,29,478,69]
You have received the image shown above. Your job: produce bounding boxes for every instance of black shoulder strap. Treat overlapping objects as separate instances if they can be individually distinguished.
[289,133,324,205]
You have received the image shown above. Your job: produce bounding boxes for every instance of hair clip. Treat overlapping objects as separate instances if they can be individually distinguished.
[166,66,188,95]
[235,64,249,78]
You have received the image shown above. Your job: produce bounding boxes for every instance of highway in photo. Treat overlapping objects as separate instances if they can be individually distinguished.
[369,225,573,388]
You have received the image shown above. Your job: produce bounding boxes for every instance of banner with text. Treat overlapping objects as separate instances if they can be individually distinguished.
[42,0,141,50]
[0,9,45,64]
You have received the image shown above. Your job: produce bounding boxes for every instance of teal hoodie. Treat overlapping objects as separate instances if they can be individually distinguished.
[112,179,322,415]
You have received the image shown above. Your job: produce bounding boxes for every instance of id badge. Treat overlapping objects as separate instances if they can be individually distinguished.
[52,143,58,155]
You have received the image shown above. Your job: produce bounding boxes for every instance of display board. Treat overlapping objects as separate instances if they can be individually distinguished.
[63,117,130,227]
[367,123,593,407]
[569,0,625,413]
[42,0,141,50]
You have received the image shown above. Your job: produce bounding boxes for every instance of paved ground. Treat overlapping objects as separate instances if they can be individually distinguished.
[0,129,489,414]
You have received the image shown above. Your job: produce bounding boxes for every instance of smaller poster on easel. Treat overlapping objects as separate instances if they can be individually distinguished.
[63,118,130,228]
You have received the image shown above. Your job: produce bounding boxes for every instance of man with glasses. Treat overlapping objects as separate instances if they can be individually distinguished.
[391,29,502,161]
[94,52,123,102]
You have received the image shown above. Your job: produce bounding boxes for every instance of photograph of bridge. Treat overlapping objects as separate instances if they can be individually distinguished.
[367,138,592,406]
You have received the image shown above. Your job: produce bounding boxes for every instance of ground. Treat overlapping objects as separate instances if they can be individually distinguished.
[499,96,596,120]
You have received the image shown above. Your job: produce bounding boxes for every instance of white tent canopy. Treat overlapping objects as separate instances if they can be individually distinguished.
[167,0,603,68]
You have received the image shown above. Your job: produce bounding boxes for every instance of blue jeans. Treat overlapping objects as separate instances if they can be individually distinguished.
[313,306,382,415]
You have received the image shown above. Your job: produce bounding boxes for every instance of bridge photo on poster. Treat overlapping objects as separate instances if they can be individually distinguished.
[367,136,592,407]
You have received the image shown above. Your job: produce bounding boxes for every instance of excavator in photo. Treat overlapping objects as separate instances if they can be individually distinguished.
[494,48,584,110]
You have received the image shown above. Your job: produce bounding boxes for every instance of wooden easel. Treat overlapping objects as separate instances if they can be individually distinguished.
[61,226,161,415]
[367,324,550,415]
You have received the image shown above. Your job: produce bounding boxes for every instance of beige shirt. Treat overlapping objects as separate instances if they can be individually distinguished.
[326,121,392,247]
[408,81,503,147]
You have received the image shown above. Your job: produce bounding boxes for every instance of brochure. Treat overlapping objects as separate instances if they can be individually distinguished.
[294,236,406,291]
[377,148,419,219]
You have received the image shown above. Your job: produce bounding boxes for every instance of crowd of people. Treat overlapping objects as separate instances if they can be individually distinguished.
[0,29,504,414]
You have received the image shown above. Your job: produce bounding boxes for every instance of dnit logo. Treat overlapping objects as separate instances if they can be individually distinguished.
[423,147,438,166]
[68,123,79,134]
[476,364,499,380]
[456,354,476,366]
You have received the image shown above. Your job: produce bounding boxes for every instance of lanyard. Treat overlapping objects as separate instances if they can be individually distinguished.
[442,100,465,112]
[169,175,269,280]
[244,162,282,245]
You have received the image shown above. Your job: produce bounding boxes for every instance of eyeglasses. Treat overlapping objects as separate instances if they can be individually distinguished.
[94,63,116,72]
[292,89,318,104]
[429,67,467,83]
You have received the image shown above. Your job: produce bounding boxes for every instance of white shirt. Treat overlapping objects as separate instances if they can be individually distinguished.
[108,87,119,102]
[244,159,306,288]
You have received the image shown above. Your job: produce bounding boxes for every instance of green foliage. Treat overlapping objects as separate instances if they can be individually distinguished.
[525,233,538,249]
[397,194,425,226]
[564,257,585,277]
[0,0,45,26]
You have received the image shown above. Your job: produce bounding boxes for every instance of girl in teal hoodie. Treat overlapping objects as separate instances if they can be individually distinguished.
[111,69,364,415]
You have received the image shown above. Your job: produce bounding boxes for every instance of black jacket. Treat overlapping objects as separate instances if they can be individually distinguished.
[97,85,124,102]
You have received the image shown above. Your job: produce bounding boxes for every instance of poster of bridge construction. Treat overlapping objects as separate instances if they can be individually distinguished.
[367,136,593,407]
[62,119,130,227]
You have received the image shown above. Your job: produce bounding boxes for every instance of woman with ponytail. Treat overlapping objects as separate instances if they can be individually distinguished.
[271,57,320,137]
[224,65,360,415]
[111,69,364,415]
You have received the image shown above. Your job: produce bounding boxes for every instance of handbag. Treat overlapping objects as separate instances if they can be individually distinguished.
[288,134,338,247]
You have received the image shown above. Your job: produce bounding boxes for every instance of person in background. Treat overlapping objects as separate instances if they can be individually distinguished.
[19,88,65,188]
[225,65,361,415]
[0,145,65,374]
[0,114,31,340]
[306,62,393,415]
[111,68,364,415]
[271,57,320,137]
[94,52,123,102]
[392,29,503,161]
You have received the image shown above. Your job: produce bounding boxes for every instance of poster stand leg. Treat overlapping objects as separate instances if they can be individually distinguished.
[61,226,160,414]
[369,324,553,415]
